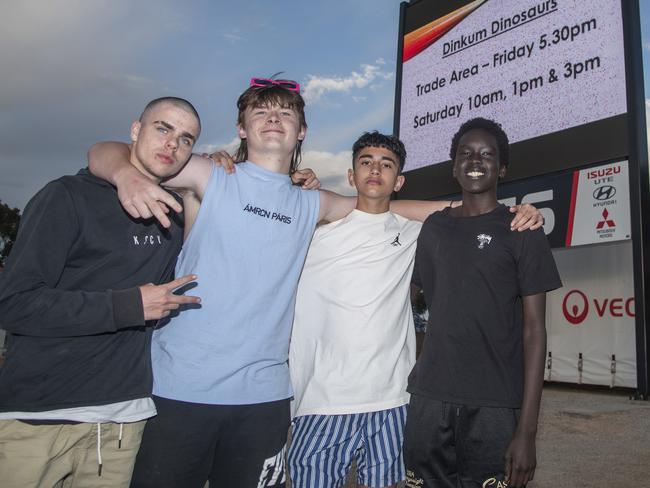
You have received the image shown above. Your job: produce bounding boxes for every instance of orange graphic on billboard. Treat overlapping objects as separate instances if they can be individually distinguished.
[403,0,486,62]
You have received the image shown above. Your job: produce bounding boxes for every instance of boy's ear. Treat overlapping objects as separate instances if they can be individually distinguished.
[347,168,356,188]
[237,123,247,140]
[498,164,507,179]
[130,121,141,143]
[394,174,405,192]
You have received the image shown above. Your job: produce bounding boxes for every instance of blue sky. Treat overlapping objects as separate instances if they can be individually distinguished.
[1,0,650,209]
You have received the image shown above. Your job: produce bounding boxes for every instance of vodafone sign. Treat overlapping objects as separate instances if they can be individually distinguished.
[562,289,635,326]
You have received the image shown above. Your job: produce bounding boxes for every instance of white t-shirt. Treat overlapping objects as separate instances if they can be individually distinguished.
[290,209,422,417]
[0,398,156,423]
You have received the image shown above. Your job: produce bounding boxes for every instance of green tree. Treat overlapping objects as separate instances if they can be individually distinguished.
[0,200,21,267]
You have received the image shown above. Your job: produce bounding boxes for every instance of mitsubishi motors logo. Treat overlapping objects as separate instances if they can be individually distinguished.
[563,290,589,325]
[596,209,615,229]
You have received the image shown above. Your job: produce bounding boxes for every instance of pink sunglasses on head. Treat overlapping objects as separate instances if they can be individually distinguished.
[250,77,301,92]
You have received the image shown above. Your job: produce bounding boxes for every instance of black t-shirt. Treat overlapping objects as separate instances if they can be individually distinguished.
[409,205,562,408]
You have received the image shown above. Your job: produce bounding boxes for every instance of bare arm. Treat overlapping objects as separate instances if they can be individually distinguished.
[317,188,544,229]
[389,199,455,222]
[88,141,133,187]
[88,142,212,228]
[318,190,357,223]
[178,189,202,240]
[390,199,545,230]
[318,191,452,224]
[504,292,547,487]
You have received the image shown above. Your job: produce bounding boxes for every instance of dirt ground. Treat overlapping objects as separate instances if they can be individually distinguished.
[335,383,650,487]
[532,384,650,487]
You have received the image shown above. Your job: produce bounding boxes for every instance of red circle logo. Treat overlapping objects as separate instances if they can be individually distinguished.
[562,290,589,325]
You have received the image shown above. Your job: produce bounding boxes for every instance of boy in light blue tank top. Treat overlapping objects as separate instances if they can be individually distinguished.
[89,79,361,488]
[154,155,320,405]
[88,78,543,488]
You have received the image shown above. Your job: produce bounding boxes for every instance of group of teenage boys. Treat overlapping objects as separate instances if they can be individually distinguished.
[0,77,558,488]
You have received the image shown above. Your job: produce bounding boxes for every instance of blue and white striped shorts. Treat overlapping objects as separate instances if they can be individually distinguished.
[287,404,407,488]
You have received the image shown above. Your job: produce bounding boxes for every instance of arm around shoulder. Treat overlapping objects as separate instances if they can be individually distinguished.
[87,141,210,228]
[389,199,455,222]
[88,141,133,186]
[161,153,213,198]
[88,140,181,225]
[318,190,357,223]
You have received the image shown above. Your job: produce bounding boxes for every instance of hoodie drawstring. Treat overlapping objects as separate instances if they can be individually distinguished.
[96,423,103,476]
[95,422,125,476]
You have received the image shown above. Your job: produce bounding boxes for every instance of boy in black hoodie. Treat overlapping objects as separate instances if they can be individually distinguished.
[0,97,201,488]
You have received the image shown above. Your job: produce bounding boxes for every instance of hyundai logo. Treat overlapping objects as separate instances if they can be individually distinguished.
[593,185,616,201]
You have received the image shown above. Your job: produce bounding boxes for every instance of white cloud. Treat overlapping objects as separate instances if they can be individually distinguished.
[221,31,246,43]
[301,150,357,196]
[197,136,241,156]
[307,102,394,151]
[302,62,394,104]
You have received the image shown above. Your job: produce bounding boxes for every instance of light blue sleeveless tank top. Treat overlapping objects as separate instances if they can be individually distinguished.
[151,162,320,404]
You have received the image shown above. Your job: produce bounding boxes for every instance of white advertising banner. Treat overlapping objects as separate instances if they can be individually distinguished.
[546,241,636,387]
[565,160,631,246]
[399,0,627,172]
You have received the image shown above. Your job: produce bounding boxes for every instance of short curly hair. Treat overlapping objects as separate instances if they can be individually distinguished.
[352,131,407,172]
[449,118,510,168]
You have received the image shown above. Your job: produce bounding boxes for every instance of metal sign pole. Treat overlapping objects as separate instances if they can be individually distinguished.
[622,0,649,399]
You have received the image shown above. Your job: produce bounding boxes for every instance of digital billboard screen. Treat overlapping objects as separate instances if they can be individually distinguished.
[395,0,629,198]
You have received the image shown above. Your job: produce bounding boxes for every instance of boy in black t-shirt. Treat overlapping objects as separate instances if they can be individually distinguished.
[403,118,562,488]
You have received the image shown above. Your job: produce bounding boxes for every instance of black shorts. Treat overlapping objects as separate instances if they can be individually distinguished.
[130,395,290,488]
[403,394,520,488]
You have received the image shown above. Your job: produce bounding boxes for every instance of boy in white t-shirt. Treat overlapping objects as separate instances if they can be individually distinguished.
[288,132,421,488]
[287,131,544,488]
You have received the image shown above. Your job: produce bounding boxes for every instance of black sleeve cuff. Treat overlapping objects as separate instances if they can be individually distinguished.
[111,287,145,329]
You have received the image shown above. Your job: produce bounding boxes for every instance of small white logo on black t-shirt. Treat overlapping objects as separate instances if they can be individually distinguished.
[477,234,492,249]
[132,234,163,246]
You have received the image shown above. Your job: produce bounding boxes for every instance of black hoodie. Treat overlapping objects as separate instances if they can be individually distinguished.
[0,169,183,412]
